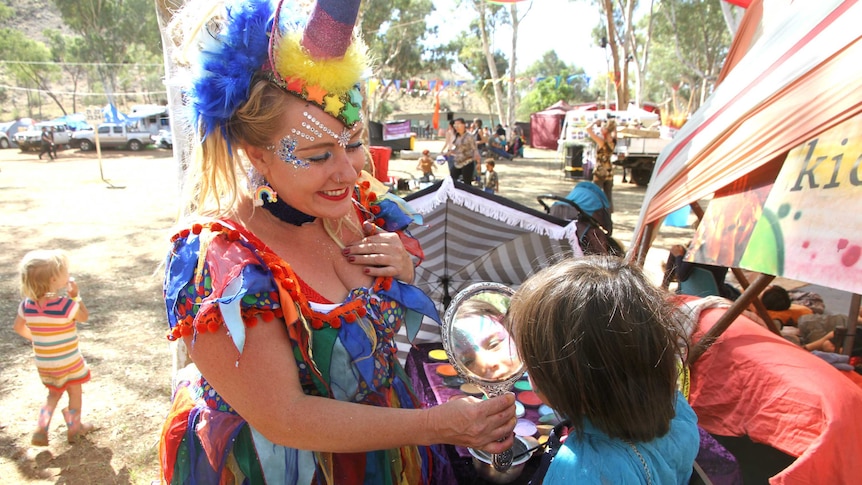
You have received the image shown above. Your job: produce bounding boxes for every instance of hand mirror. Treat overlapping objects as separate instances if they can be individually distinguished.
[442,282,525,472]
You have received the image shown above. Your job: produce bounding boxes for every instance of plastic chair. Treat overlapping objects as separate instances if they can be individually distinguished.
[677,267,721,298]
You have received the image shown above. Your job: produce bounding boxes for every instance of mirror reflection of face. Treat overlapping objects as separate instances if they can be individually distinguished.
[453,314,520,381]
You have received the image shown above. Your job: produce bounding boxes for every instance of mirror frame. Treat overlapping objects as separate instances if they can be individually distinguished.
[441,282,525,396]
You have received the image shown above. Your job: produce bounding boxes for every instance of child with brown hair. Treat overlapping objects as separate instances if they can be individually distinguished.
[506,256,699,484]
[14,249,94,446]
[482,160,499,195]
[416,149,436,182]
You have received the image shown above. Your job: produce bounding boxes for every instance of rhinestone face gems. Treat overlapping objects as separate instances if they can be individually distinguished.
[267,135,308,168]
[337,128,352,148]
[304,111,356,148]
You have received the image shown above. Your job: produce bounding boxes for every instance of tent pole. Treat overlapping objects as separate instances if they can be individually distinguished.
[843,293,860,356]
[688,273,775,365]
[689,201,704,221]
[636,222,655,266]
[731,268,780,335]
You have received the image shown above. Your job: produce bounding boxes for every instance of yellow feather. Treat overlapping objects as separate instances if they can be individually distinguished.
[275,33,367,95]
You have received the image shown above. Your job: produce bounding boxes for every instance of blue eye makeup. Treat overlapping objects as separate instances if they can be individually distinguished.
[267,135,309,169]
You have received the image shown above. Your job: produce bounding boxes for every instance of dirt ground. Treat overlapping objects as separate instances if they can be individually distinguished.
[0,142,691,484]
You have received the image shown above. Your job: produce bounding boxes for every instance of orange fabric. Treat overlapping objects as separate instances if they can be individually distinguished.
[159,387,194,484]
[766,304,813,327]
[689,306,862,484]
[717,0,767,83]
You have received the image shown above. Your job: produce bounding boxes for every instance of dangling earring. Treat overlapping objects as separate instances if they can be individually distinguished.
[248,168,277,207]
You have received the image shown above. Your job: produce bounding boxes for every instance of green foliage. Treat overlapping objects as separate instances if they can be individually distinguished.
[361,0,436,80]
[51,0,162,96]
[516,52,593,120]
[643,0,731,110]
[0,27,63,114]
[518,78,577,119]
[521,51,570,79]
[0,3,12,22]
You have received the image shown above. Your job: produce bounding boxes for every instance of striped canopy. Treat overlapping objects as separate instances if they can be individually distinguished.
[393,177,580,362]
[631,0,862,287]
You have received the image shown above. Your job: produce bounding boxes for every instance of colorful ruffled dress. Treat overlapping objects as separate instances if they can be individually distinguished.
[159,173,452,484]
[18,297,90,392]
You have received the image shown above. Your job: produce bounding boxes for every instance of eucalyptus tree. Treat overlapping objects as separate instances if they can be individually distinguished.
[43,30,89,113]
[644,0,732,115]
[360,0,438,120]
[517,51,593,119]
[51,0,161,106]
[442,30,509,117]
[0,28,64,116]
[468,0,509,125]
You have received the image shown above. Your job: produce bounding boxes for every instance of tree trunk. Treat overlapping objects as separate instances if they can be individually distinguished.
[602,0,623,108]
[506,4,519,132]
[476,1,505,125]
[719,1,743,37]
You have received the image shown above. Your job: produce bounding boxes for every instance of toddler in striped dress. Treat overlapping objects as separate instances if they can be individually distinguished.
[14,249,93,446]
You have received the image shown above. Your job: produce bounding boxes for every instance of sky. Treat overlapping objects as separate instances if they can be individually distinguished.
[427,0,610,81]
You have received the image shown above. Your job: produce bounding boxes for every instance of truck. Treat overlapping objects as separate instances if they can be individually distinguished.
[71,123,153,151]
[13,121,73,152]
[614,127,672,186]
[557,108,669,186]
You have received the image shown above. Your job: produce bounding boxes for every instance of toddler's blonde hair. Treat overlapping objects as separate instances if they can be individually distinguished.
[19,249,69,301]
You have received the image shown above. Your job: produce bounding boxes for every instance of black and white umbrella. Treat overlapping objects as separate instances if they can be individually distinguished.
[395,177,581,361]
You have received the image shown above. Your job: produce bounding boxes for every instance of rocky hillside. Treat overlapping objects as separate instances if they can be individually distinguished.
[0,0,69,44]
[0,0,75,121]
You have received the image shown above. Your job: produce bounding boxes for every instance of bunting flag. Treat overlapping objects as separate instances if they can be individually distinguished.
[432,80,441,130]
[362,71,590,98]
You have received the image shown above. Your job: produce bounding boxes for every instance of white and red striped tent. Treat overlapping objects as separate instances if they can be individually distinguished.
[632,0,862,259]
[631,0,862,289]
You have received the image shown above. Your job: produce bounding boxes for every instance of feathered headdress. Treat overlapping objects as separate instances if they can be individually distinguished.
[186,0,365,141]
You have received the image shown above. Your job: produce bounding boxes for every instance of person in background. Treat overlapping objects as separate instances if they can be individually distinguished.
[416,149,435,182]
[668,244,741,300]
[449,117,479,186]
[472,118,489,157]
[506,125,525,158]
[439,119,456,175]
[14,249,93,446]
[483,160,499,195]
[760,285,813,327]
[38,127,54,161]
[587,118,617,211]
[158,1,516,483]
[506,256,700,484]
[488,126,513,160]
[50,127,58,159]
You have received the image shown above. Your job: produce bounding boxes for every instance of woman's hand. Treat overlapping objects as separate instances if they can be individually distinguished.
[343,221,415,282]
[426,393,517,453]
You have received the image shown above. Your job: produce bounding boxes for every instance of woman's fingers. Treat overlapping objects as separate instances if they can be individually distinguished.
[343,224,413,280]
[430,393,517,450]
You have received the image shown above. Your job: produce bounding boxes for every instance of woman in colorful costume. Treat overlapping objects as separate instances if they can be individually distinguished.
[158,0,517,483]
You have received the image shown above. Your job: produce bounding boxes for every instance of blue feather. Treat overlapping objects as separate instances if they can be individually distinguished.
[188,0,277,140]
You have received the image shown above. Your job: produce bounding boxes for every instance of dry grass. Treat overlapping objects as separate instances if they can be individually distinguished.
[0,146,176,484]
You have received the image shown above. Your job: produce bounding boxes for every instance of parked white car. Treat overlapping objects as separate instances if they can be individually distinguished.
[13,122,72,151]
[72,123,153,151]
[151,129,173,149]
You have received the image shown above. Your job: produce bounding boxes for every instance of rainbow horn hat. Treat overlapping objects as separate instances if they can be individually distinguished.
[187,0,366,140]
[266,0,365,128]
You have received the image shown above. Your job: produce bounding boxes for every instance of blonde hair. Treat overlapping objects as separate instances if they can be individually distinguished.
[19,249,69,301]
[183,79,288,217]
